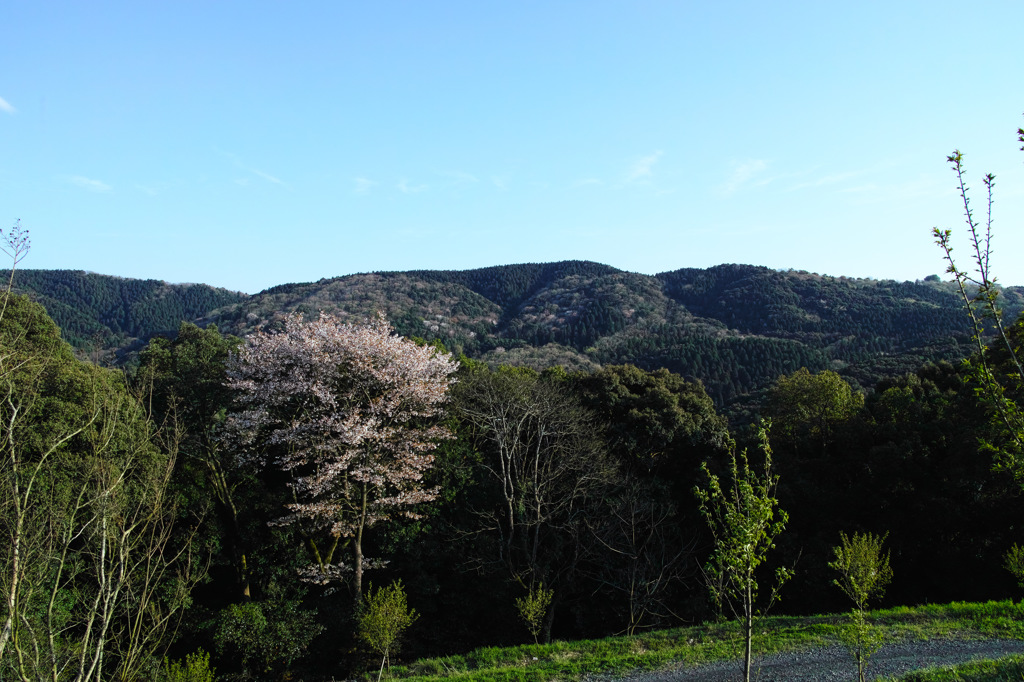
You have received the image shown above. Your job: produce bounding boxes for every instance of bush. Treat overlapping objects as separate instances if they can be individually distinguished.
[357,581,419,681]
[214,600,323,680]
[515,583,554,644]
[161,649,217,682]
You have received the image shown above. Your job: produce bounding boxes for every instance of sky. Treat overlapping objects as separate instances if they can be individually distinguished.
[2,1,1023,294]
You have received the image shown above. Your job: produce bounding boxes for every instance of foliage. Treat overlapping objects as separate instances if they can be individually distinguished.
[573,363,730,476]
[357,581,419,680]
[137,321,253,598]
[515,584,554,644]
[933,125,1024,480]
[830,531,893,612]
[5,268,245,352]
[25,254,1020,410]
[766,367,864,454]
[1003,543,1024,591]
[225,312,458,600]
[214,599,322,680]
[830,532,893,682]
[694,421,791,682]
[0,295,202,681]
[161,649,217,682]
[933,121,1024,604]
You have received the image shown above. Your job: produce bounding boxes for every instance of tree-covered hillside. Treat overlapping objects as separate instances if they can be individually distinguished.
[13,261,1024,407]
[202,261,1024,406]
[5,269,247,354]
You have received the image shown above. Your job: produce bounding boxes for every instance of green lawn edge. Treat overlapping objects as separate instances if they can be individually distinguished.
[884,654,1024,681]
[368,601,1024,682]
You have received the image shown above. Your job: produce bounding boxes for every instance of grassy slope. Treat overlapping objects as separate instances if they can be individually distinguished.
[372,601,1024,682]
[890,656,1024,681]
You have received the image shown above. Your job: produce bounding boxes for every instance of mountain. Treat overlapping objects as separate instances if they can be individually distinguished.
[5,269,248,357]
[10,262,1021,406]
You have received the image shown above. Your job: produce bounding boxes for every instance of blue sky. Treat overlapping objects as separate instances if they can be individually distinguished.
[2,1,1023,294]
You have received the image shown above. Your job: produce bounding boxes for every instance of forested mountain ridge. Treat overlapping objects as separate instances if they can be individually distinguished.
[201,260,1024,404]
[11,261,1024,405]
[4,269,248,354]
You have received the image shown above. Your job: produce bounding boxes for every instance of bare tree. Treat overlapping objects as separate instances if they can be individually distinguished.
[587,477,692,635]
[455,367,615,642]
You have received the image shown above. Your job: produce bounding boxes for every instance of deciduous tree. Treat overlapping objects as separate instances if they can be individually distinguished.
[356,580,418,681]
[225,312,457,601]
[830,531,892,682]
[933,129,1024,478]
[0,296,200,682]
[933,119,1024,588]
[766,367,863,456]
[695,422,791,682]
[454,364,615,642]
[138,322,254,598]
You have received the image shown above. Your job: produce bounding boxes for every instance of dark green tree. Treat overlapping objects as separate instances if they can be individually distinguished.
[0,295,201,681]
[765,367,863,455]
[137,322,254,598]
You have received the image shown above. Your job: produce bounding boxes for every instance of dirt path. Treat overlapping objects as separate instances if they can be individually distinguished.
[600,638,1024,681]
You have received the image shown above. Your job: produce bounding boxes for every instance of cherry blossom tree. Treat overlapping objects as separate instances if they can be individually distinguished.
[226,312,458,600]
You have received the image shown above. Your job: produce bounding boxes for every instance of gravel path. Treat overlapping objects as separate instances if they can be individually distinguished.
[597,639,1024,681]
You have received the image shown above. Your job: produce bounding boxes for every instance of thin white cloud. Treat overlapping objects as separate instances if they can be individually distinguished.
[491,176,508,191]
[719,159,768,197]
[397,178,428,193]
[135,183,159,196]
[354,177,376,194]
[627,151,663,182]
[249,167,285,186]
[217,150,288,187]
[573,178,603,187]
[0,97,14,114]
[69,175,112,193]
[441,170,480,186]
[841,183,879,194]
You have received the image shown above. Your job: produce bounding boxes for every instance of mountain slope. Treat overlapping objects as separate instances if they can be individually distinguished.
[6,269,247,353]
[12,262,1021,405]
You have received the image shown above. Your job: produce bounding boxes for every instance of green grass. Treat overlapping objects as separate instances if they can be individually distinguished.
[885,655,1024,681]
[367,601,1024,682]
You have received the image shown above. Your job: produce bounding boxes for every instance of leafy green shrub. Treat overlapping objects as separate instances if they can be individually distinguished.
[515,584,555,644]
[1004,543,1024,590]
[161,649,217,682]
[830,531,893,682]
[214,600,323,680]
[830,531,893,611]
[357,581,419,681]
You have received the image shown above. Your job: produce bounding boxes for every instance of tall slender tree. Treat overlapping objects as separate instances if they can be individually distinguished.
[695,423,791,682]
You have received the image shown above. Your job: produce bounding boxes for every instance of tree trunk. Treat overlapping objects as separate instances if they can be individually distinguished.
[744,579,753,682]
[541,591,557,645]
[354,483,368,603]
